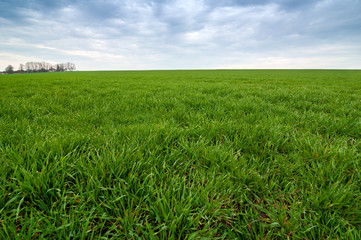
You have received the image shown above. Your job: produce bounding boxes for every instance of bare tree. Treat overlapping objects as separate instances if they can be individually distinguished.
[25,62,34,72]
[56,63,64,72]
[19,64,25,72]
[16,61,76,73]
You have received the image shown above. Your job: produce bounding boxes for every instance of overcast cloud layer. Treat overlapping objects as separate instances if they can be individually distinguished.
[1,0,361,70]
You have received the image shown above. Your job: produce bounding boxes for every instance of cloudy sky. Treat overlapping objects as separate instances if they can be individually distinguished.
[1,0,360,70]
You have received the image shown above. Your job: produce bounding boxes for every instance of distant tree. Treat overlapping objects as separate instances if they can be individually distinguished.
[56,63,65,72]
[19,64,24,71]
[25,62,34,72]
[69,62,76,71]
[65,62,76,71]
[16,61,76,74]
[5,65,14,74]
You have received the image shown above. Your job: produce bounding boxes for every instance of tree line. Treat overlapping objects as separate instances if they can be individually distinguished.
[2,62,76,74]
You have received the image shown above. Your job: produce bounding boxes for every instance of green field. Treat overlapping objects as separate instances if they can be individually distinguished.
[1,70,361,239]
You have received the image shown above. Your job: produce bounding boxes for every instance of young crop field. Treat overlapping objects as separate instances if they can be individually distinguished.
[0,70,361,239]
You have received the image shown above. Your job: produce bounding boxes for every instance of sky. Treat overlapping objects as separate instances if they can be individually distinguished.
[1,0,361,71]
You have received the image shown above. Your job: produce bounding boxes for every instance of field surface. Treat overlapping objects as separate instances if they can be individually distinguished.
[0,70,361,239]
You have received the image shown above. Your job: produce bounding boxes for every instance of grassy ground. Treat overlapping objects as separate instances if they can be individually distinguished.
[0,70,360,239]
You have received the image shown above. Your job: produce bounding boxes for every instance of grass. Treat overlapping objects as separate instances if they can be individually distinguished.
[0,70,361,239]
